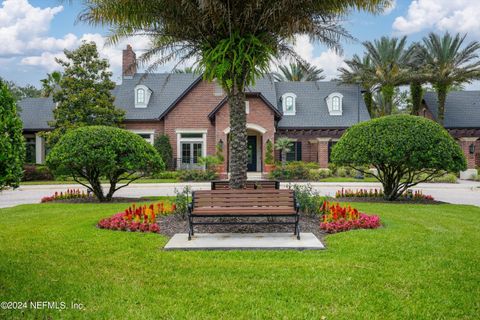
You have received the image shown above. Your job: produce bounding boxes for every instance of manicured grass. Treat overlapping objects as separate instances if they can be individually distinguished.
[20,178,180,185]
[318,176,379,182]
[0,202,479,319]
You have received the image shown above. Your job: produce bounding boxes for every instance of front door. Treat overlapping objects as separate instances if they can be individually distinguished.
[247,136,257,172]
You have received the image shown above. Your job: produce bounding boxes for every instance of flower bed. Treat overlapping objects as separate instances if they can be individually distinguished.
[335,188,434,201]
[320,201,381,233]
[97,202,175,233]
[41,189,93,203]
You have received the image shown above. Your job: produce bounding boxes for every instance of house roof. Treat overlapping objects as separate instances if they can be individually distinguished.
[274,81,370,128]
[17,76,370,131]
[17,97,54,130]
[208,92,282,121]
[113,73,200,120]
[423,91,480,128]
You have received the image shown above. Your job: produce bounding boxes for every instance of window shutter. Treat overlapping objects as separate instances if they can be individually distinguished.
[296,142,302,161]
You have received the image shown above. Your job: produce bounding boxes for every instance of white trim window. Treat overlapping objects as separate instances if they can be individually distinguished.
[175,130,207,170]
[282,93,296,115]
[135,85,152,108]
[130,130,155,145]
[326,92,344,116]
[245,101,250,114]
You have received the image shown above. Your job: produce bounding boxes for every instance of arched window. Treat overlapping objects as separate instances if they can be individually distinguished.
[326,92,343,115]
[282,93,297,115]
[137,88,145,104]
[134,85,151,108]
[332,96,340,111]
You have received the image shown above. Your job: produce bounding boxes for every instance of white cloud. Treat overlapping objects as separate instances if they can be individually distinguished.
[393,0,480,35]
[0,0,63,56]
[289,35,346,80]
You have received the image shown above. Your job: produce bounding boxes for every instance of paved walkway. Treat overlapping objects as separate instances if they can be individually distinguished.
[1,180,479,208]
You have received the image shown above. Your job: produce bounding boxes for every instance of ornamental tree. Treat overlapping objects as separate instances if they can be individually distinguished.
[331,115,466,200]
[45,41,125,145]
[0,80,25,190]
[46,126,164,202]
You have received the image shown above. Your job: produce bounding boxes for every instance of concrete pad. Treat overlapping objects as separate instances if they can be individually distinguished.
[164,233,325,251]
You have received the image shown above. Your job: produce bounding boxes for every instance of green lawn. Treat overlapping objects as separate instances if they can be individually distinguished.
[0,202,479,319]
[20,178,179,185]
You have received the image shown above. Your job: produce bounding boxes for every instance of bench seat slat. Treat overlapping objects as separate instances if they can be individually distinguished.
[192,207,296,215]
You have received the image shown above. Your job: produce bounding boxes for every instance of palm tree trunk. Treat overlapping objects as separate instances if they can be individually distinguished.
[410,81,423,115]
[436,84,448,126]
[363,90,373,117]
[228,86,247,189]
[381,85,394,115]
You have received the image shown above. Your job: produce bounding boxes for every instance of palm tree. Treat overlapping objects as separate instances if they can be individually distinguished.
[363,36,414,115]
[273,62,325,81]
[420,32,480,125]
[274,137,294,167]
[338,54,376,116]
[406,43,429,116]
[173,66,201,74]
[80,0,389,188]
[41,71,62,97]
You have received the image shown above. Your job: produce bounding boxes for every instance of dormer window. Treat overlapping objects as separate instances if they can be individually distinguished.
[326,92,343,116]
[137,88,145,104]
[135,85,152,108]
[282,93,296,115]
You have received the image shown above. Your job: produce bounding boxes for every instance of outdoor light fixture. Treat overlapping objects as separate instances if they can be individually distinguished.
[469,143,475,155]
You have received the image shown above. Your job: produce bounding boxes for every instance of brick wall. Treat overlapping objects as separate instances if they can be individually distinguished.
[163,80,223,159]
[459,138,480,169]
[124,121,164,136]
[215,96,276,171]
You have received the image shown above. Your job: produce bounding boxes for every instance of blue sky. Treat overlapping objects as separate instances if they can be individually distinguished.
[1,0,479,89]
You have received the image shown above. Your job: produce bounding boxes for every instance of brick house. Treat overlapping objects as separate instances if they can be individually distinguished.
[18,45,479,178]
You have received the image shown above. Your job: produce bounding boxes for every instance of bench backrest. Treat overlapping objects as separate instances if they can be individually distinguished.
[210,180,279,190]
[193,189,295,208]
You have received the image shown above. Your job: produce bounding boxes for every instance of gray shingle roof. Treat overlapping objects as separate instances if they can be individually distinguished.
[423,91,480,128]
[17,97,54,130]
[114,73,200,120]
[274,81,370,128]
[17,76,370,130]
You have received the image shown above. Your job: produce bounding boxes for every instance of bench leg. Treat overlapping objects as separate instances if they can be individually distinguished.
[295,215,300,240]
[188,215,193,240]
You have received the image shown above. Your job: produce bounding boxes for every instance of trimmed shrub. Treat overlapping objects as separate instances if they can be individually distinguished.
[47,126,164,202]
[331,115,466,200]
[269,162,312,180]
[22,164,54,181]
[178,169,218,181]
[154,134,173,169]
[309,168,332,180]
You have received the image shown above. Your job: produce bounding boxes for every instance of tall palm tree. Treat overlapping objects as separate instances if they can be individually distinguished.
[406,43,429,116]
[80,0,390,188]
[420,32,480,125]
[273,62,325,82]
[338,54,376,116]
[41,71,62,97]
[363,36,414,115]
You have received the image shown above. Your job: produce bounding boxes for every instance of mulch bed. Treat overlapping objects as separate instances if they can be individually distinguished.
[157,213,327,242]
[45,197,156,204]
[335,197,445,204]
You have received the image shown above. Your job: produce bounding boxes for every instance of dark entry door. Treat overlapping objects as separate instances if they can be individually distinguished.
[247,136,257,172]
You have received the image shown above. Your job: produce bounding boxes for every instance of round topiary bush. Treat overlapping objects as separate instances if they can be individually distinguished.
[331,115,466,200]
[47,126,164,202]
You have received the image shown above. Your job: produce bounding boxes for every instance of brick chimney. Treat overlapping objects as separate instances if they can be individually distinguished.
[122,45,136,78]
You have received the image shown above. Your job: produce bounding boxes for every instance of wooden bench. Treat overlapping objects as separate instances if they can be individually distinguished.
[210,180,280,190]
[187,189,300,240]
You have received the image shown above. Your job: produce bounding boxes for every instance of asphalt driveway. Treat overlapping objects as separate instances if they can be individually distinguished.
[1,180,479,208]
